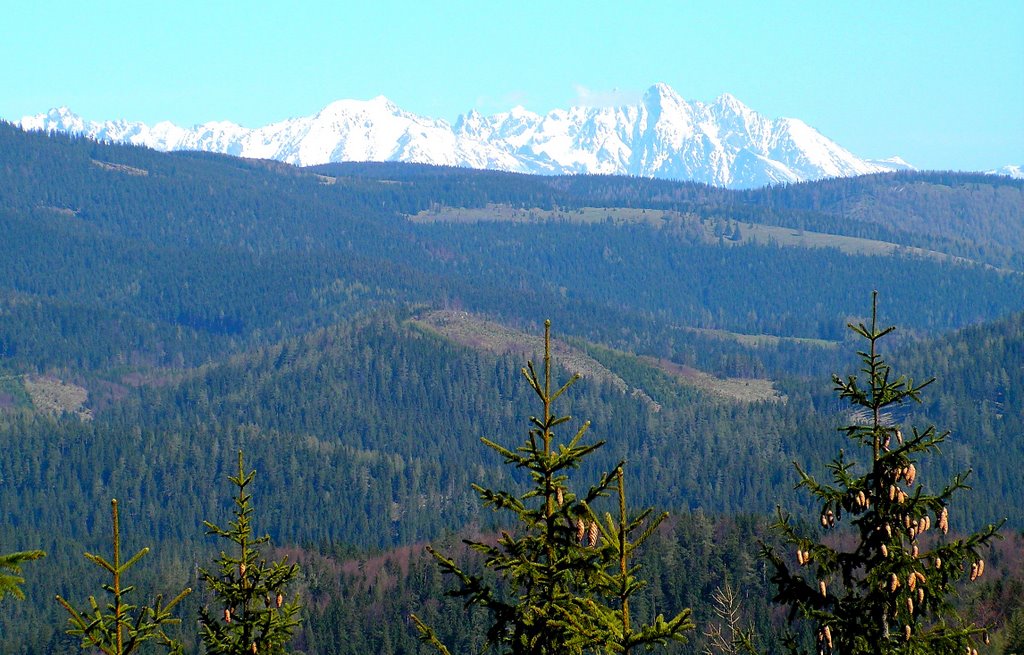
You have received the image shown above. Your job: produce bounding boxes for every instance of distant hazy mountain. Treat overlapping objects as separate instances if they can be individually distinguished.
[18,83,911,188]
[987,164,1024,180]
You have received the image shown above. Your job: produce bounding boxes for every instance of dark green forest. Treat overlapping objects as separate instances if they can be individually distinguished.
[1,122,1022,653]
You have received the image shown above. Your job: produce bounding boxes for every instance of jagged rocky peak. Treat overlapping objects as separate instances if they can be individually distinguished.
[646,82,684,102]
[642,82,691,116]
[713,92,754,115]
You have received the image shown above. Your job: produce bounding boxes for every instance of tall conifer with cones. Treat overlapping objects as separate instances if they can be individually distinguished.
[413,321,693,654]
[763,293,1003,654]
[198,451,300,655]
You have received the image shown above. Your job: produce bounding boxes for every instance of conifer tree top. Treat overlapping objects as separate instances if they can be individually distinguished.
[763,292,1004,655]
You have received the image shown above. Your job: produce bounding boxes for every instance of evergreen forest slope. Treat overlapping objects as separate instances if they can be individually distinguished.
[0,123,1022,653]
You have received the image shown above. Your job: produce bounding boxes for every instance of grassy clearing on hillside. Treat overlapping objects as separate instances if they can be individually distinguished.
[409,310,653,406]
[640,356,784,404]
[679,326,838,349]
[410,204,672,227]
[735,221,977,263]
[410,310,784,405]
[411,203,975,265]
[91,159,149,176]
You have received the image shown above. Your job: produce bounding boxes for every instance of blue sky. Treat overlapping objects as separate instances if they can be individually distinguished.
[4,1,1022,171]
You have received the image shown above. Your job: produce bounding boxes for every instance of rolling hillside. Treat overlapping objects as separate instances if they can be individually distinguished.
[0,124,1022,653]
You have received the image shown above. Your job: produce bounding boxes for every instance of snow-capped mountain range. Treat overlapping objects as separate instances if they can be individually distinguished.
[19,83,916,188]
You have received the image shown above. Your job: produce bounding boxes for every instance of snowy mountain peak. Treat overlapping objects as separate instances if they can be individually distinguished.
[647,82,680,99]
[643,83,689,109]
[713,92,752,115]
[986,164,1024,180]
[868,156,915,171]
[48,106,77,120]
[20,106,85,132]
[17,84,914,188]
[507,105,539,120]
[317,95,400,119]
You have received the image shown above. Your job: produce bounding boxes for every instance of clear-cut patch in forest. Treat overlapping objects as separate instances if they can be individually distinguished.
[411,203,989,268]
[410,310,659,410]
[678,325,838,349]
[22,375,92,421]
[90,159,149,176]
[734,221,984,266]
[409,204,679,227]
[412,310,783,405]
[641,356,785,404]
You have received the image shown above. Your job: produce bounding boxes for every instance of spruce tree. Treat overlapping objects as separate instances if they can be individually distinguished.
[412,320,693,654]
[762,292,1004,654]
[1005,607,1024,655]
[198,450,301,655]
[56,499,191,655]
[0,548,44,602]
[572,465,695,653]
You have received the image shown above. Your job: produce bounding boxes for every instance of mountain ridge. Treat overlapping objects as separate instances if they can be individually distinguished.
[19,83,912,189]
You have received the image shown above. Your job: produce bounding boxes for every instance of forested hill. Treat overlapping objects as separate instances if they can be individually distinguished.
[2,122,1023,376]
[2,306,1022,653]
[312,161,1024,268]
[1,123,1023,653]
[736,172,1024,266]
